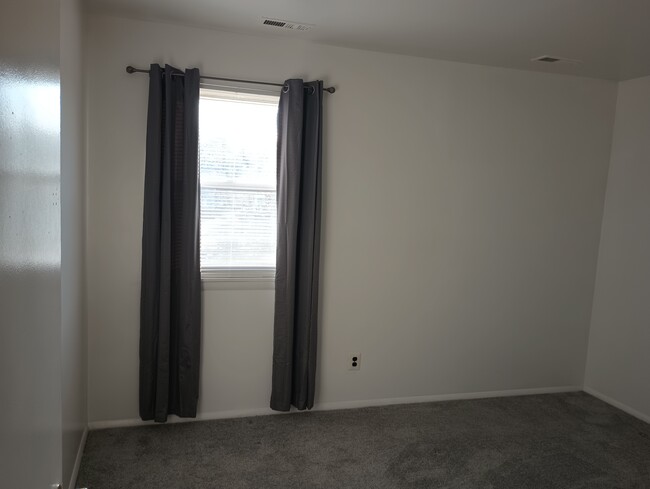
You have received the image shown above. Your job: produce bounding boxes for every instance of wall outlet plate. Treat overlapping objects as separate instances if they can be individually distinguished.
[349,353,361,371]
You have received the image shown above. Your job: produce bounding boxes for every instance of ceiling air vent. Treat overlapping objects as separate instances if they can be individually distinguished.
[262,17,314,31]
[532,55,583,65]
[534,56,560,63]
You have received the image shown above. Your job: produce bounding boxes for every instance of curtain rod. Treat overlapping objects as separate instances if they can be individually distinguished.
[125,66,336,94]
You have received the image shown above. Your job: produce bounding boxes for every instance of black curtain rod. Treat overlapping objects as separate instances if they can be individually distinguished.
[126,66,336,94]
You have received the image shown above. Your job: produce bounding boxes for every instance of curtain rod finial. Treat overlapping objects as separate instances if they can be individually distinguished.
[324,86,335,94]
[126,65,136,74]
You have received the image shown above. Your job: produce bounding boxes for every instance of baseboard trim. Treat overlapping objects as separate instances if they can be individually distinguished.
[68,426,88,489]
[89,407,282,430]
[314,385,581,412]
[583,386,650,424]
[88,385,581,430]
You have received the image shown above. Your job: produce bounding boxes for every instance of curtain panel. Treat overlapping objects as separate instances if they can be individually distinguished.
[271,79,324,411]
[139,64,202,423]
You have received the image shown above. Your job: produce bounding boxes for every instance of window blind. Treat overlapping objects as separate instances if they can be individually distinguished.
[199,89,279,271]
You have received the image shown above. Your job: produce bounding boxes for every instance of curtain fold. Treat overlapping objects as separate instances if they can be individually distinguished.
[271,79,323,411]
[139,64,202,423]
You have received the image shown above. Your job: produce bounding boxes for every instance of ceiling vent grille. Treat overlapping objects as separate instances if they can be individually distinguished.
[262,17,313,31]
[532,55,583,65]
[534,56,560,63]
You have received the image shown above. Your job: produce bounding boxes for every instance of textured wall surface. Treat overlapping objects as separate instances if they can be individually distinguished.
[586,75,650,422]
[86,14,617,423]
[61,0,87,486]
[0,0,62,486]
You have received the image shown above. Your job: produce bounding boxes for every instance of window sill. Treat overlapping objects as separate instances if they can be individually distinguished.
[201,268,275,290]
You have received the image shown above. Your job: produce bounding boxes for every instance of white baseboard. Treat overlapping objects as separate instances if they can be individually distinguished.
[313,385,581,411]
[583,386,650,424]
[68,426,88,489]
[89,407,282,430]
[88,385,581,430]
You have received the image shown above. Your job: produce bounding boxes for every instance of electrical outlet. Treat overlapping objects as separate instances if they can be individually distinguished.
[349,353,361,371]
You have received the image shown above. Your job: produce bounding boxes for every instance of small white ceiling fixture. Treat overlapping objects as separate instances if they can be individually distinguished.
[261,17,314,31]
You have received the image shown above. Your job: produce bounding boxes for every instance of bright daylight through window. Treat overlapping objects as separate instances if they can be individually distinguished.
[199,89,279,277]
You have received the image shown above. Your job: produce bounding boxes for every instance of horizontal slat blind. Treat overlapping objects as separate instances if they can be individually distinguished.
[199,89,279,270]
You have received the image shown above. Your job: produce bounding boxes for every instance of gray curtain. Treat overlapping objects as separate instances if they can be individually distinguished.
[139,64,201,422]
[271,79,323,411]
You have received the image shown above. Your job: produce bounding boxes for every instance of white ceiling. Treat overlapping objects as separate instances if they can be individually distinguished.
[85,0,650,81]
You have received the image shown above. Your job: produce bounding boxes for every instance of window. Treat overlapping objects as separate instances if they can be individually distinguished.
[199,88,279,279]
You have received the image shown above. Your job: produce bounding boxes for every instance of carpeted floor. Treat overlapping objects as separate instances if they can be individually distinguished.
[77,392,650,488]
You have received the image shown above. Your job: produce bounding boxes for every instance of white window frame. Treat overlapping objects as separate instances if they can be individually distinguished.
[199,84,279,284]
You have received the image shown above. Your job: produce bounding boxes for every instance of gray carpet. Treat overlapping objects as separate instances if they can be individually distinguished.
[77,392,650,488]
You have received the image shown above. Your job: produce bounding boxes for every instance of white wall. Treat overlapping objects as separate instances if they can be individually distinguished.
[0,0,63,487]
[585,76,650,422]
[60,0,87,486]
[85,13,617,424]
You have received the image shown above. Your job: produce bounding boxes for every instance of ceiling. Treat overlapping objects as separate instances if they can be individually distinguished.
[85,0,650,81]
